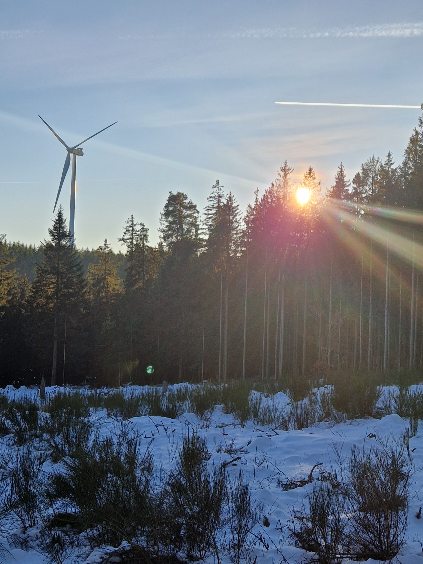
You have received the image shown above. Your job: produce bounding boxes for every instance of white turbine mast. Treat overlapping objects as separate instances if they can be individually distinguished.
[38,116,117,244]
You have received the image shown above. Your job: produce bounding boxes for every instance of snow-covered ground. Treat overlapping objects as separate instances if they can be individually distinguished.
[0,383,422,563]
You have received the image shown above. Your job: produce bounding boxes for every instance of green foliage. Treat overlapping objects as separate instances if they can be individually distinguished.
[331,372,380,419]
[0,399,40,445]
[347,444,410,560]
[227,472,259,564]
[49,431,153,546]
[7,447,45,529]
[157,433,227,560]
[291,482,346,563]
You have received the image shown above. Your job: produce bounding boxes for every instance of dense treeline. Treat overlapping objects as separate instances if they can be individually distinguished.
[1,116,423,386]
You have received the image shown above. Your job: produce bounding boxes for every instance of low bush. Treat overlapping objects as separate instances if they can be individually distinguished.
[45,392,89,420]
[227,472,260,564]
[0,399,39,445]
[290,481,346,563]
[7,447,45,529]
[48,430,153,546]
[154,433,227,560]
[103,391,142,419]
[347,443,410,561]
[331,372,380,419]
[290,441,411,562]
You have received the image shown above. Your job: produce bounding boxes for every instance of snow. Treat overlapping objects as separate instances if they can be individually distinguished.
[0,383,422,563]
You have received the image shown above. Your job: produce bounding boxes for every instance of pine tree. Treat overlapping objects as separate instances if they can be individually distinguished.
[87,239,123,304]
[328,163,350,200]
[160,191,200,253]
[119,216,150,291]
[31,208,84,385]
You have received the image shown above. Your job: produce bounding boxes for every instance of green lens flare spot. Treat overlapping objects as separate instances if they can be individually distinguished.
[146,365,154,375]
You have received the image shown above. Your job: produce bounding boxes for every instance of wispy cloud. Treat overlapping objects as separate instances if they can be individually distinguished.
[225,22,423,40]
[0,29,42,40]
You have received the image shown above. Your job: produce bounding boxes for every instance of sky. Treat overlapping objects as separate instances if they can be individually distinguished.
[0,0,422,249]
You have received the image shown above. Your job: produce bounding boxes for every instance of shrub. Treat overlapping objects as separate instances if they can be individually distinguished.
[222,382,252,424]
[48,430,153,545]
[347,443,410,561]
[331,372,380,419]
[290,482,346,563]
[0,399,39,445]
[7,447,45,529]
[43,412,92,462]
[103,391,142,419]
[45,392,89,420]
[156,433,227,560]
[190,385,222,418]
[227,472,259,564]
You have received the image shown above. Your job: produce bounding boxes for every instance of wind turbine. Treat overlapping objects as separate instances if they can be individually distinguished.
[38,116,117,243]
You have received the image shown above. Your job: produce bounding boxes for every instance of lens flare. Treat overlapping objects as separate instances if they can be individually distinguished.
[296,187,311,206]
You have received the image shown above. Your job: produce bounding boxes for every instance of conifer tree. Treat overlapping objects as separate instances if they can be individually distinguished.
[31,208,84,385]
[328,163,350,200]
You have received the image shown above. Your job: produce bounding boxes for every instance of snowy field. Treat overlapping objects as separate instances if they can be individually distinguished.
[0,383,422,563]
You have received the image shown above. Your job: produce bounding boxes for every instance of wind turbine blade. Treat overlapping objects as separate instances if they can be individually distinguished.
[72,121,117,148]
[53,153,71,212]
[38,115,70,149]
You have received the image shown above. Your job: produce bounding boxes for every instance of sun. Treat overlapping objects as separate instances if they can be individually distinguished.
[295,186,311,207]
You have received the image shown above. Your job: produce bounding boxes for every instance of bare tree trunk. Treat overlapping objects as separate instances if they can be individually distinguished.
[242,256,248,380]
[413,274,419,365]
[398,274,402,370]
[51,312,58,386]
[62,316,67,386]
[218,271,223,382]
[337,297,342,370]
[201,328,205,381]
[327,261,333,368]
[223,274,229,381]
[274,267,280,380]
[302,278,307,376]
[261,268,267,380]
[359,255,363,368]
[278,275,285,379]
[409,239,415,369]
[265,276,270,379]
[383,240,389,372]
[367,246,373,371]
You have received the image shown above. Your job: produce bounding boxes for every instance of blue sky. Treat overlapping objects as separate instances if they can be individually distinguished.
[1,0,422,249]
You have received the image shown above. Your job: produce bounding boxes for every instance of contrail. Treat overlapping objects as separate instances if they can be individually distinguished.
[275,101,422,110]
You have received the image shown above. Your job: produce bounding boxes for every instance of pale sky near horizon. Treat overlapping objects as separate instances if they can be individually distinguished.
[1,0,422,249]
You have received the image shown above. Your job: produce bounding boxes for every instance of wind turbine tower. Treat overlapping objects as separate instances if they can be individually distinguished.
[39,116,117,244]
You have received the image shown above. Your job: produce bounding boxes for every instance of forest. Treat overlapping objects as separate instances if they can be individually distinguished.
[1,115,423,388]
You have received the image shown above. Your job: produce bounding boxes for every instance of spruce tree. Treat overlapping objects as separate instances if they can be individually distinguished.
[31,208,84,385]
[328,163,350,200]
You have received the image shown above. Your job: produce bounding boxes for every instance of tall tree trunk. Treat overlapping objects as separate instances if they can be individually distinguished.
[223,273,229,381]
[278,275,285,379]
[261,268,267,380]
[409,239,415,369]
[367,245,373,371]
[359,255,363,368]
[383,240,390,372]
[337,297,342,370]
[218,271,223,382]
[242,256,248,381]
[201,328,205,381]
[302,278,307,376]
[62,316,67,386]
[327,261,333,368]
[398,274,402,370]
[274,267,280,380]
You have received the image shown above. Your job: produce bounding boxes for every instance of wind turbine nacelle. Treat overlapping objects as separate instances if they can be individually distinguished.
[71,148,84,156]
